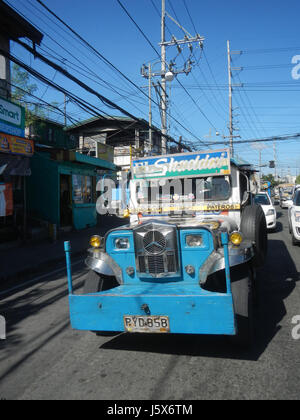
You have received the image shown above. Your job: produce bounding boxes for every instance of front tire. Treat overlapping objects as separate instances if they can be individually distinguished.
[240,205,267,268]
[231,264,254,348]
[83,270,119,294]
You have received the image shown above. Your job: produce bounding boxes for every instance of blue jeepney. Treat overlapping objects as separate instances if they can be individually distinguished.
[65,149,267,346]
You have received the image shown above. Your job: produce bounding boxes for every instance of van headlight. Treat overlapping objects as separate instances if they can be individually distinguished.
[266,209,275,216]
[186,234,203,247]
[115,237,130,249]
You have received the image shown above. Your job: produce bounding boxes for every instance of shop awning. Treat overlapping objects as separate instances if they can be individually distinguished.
[0,155,31,176]
[73,152,118,171]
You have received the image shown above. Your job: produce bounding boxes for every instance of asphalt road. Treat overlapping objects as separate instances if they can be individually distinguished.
[0,207,300,400]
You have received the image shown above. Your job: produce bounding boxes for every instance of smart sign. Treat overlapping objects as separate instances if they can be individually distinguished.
[0,97,25,137]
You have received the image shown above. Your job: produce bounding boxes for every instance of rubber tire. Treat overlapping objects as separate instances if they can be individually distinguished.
[231,264,254,348]
[240,204,268,268]
[83,270,119,294]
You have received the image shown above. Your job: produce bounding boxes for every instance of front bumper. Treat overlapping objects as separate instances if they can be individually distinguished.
[68,284,236,335]
[266,214,277,229]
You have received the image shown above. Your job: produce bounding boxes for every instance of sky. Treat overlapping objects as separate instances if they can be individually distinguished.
[5,0,300,177]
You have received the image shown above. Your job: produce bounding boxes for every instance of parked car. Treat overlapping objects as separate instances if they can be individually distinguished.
[279,184,294,209]
[254,192,277,230]
[288,189,300,245]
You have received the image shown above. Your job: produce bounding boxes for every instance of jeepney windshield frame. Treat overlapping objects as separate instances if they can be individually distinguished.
[132,175,232,206]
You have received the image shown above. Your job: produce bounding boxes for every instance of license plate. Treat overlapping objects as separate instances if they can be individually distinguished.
[123,315,170,333]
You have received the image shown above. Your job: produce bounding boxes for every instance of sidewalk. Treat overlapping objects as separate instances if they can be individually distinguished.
[0,216,127,284]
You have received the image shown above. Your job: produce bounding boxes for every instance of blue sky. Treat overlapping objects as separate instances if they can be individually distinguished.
[6,0,300,177]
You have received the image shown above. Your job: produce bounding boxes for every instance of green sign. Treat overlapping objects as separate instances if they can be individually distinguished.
[0,97,25,137]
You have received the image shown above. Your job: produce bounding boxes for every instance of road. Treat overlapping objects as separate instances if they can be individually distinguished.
[0,208,299,400]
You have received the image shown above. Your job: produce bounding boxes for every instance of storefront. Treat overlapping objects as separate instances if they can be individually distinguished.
[0,133,34,243]
[26,151,117,231]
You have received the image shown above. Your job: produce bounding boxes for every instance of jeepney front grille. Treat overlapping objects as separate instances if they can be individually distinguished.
[134,222,180,278]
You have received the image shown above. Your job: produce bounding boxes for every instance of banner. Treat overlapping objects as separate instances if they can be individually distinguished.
[0,132,34,157]
[132,149,230,180]
[0,183,13,217]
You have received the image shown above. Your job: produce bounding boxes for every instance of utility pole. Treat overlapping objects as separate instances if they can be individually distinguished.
[148,62,152,153]
[161,0,167,153]
[227,40,233,157]
[141,0,205,155]
[273,141,277,180]
[64,93,67,127]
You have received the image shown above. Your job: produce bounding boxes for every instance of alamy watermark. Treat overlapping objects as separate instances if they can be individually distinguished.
[292,316,300,340]
[0,315,6,340]
[95,172,231,216]
[292,55,300,80]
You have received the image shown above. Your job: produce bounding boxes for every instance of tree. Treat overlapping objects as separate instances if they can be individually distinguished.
[261,174,280,187]
[11,64,46,125]
[295,175,300,185]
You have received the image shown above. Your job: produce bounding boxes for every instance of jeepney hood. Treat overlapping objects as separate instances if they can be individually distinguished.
[130,214,238,233]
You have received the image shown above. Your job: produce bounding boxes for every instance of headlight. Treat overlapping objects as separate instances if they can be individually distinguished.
[295,212,300,222]
[266,209,275,216]
[186,234,203,247]
[90,235,103,248]
[115,237,130,249]
[230,231,243,246]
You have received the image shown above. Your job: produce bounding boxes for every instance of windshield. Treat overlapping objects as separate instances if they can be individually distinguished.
[254,194,271,206]
[134,176,231,205]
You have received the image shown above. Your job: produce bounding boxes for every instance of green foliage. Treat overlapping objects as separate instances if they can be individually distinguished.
[261,174,280,187]
[11,64,45,125]
[295,175,300,185]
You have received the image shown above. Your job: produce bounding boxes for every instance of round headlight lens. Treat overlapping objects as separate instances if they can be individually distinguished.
[115,237,130,249]
[186,234,203,247]
[90,235,102,248]
[230,231,243,246]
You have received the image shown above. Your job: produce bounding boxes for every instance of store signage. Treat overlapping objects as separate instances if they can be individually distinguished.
[0,97,25,137]
[0,183,13,217]
[132,149,231,180]
[0,132,34,157]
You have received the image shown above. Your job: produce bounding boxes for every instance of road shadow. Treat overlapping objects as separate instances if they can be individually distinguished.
[100,239,297,361]
[269,221,283,234]
[0,262,86,354]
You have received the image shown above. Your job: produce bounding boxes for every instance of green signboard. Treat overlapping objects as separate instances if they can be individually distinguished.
[0,97,25,137]
[132,149,231,180]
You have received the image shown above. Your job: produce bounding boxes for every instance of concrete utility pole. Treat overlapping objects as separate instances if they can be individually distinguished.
[148,62,153,153]
[141,0,205,155]
[273,141,277,180]
[161,0,167,153]
[227,40,233,157]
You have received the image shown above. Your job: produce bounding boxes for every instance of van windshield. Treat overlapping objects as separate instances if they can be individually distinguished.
[134,176,231,205]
